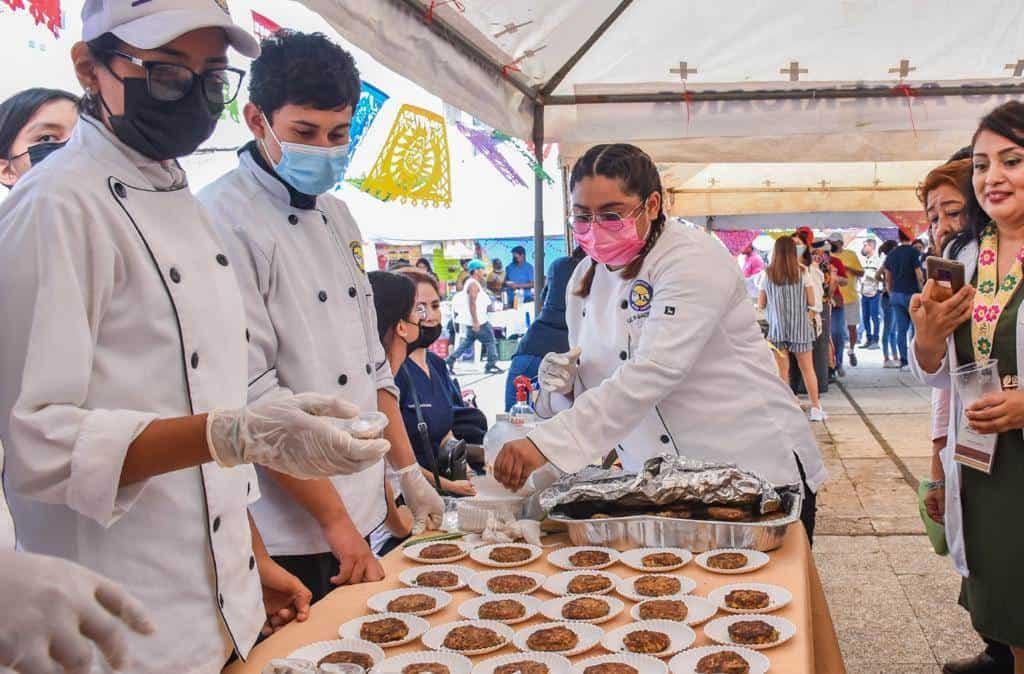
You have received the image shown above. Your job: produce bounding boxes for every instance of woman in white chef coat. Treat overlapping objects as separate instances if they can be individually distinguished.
[0,2,391,672]
[495,144,827,539]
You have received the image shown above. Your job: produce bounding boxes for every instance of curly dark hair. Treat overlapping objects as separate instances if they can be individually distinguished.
[249,30,361,121]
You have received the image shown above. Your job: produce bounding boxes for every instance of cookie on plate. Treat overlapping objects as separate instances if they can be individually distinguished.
[387,594,437,613]
[637,599,688,621]
[416,570,460,588]
[634,575,681,597]
[442,625,504,651]
[487,574,538,594]
[622,630,670,654]
[561,597,610,621]
[360,617,409,643]
[569,550,611,568]
[420,543,463,560]
[724,589,770,611]
[641,552,682,568]
[526,626,579,652]
[567,574,613,595]
[695,650,750,674]
[478,599,526,621]
[727,620,779,646]
[490,546,533,563]
[707,552,748,570]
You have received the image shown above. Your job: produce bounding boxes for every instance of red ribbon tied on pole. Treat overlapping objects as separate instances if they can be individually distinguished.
[891,83,919,137]
[424,0,465,24]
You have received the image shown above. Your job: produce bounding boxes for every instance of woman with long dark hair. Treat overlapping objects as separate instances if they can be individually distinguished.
[493,143,826,541]
[911,101,1024,671]
[759,236,823,420]
[0,87,78,188]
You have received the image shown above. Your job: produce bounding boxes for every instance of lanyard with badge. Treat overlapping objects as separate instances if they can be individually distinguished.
[956,224,1024,473]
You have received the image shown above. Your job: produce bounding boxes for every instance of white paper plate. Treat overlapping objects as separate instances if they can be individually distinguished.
[339,613,430,648]
[618,548,692,573]
[693,549,769,575]
[458,594,543,625]
[615,575,697,602]
[706,583,793,615]
[404,541,470,564]
[702,614,796,651]
[470,543,545,568]
[668,645,770,674]
[547,546,621,571]
[399,565,474,592]
[368,588,452,616]
[286,638,386,666]
[629,596,718,627]
[421,620,516,656]
[572,652,669,674]
[373,650,474,674]
[514,621,604,657]
[540,595,626,624]
[543,570,621,597]
[600,620,695,659]
[469,570,548,596]
[472,651,573,674]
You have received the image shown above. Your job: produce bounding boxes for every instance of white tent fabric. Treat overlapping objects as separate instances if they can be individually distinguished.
[301,0,1024,164]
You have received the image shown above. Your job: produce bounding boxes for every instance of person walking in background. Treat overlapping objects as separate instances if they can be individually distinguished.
[741,242,766,300]
[859,238,883,349]
[883,229,925,369]
[829,232,864,368]
[759,237,825,421]
[818,240,850,379]
[504,248,586,411]
[447,260,503,374]
[503,245,535,305]
[876,239,901,368]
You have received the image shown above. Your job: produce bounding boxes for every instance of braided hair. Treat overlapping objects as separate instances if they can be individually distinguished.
[571,144,667,297]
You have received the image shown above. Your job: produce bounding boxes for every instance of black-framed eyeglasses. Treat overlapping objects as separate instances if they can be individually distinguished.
[568,202,646,235]
[104,50,245,108]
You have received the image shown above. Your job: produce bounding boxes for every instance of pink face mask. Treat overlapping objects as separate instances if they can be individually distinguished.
[575,215,647,266]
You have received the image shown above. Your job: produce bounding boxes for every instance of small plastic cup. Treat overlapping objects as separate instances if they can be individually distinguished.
[952,360,1001,408]
[334,411,389,439]
[261,659,316,674]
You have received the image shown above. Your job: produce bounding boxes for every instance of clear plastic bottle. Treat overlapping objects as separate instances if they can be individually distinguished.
[509,375,537,427]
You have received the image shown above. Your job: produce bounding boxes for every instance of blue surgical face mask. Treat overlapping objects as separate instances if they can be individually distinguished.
[261,113,350,195]
[796,244,806,256]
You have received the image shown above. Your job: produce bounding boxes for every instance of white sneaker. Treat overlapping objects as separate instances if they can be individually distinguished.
[809,407,826,422]
[883,359,901,369]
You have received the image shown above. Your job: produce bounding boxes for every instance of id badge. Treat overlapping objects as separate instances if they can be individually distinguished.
[954,411,997,474]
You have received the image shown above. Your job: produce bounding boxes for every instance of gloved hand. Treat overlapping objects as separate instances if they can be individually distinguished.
[538,346,581,395]
[397,464,445,534]
[0,549,154,673]
[207,393,391,479]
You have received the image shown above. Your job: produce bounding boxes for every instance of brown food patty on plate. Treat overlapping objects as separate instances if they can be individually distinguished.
[641,552,683,568]
[526,626,579,652]
[317,651,375,669]
[583,664,638,674]
[567,574,613,595]
[402,664,450,674]
[442,625,504,651]
[695,650,750,674]
[487,574,537,594]
[561,596,610,620]
[637,599,688,621]
[707,552,748,571]
[478,598,527,621]
[416,570,460,588]
[387,593,437,613]
[360,617,409,643]
[569,550,611,568]
[727,619,779,645]
[419,543,463,560]
[622,630,671,654]
[634,575,681,597]
[494,661,549,674]
[724,589,771,611]
[490,546,534,563]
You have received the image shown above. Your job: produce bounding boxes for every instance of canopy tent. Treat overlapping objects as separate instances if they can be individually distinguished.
[300,0,1024,288]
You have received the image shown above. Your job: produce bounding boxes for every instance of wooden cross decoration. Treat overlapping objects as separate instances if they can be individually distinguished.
[888,59,916,79]
[819,180,830,190]
[1005,59,1024,77]
[670,61,698,81]
[763,179,773,188]
[780,61,807,81]
[708,177,719,187]
[494,20,533,39]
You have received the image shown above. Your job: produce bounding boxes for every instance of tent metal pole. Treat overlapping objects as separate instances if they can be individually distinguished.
[561,165,573,250]
[540,0,635,97]
[533,104,546,300]
[544,82,1024,105]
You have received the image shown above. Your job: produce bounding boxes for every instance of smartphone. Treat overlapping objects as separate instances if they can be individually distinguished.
[925,256,965,302]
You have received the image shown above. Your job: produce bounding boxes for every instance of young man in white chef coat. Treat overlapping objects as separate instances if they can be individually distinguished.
[200,30,444,601]
[0,2,394,672]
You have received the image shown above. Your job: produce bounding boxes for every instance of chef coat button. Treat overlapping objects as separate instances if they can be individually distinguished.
[249,556,256,571]
[582,309,587,317]
[191,352,199,369]
[338,374,348,386]
[216,254,229,267]
[620,300,628,309]
[288,214,299,225]
[219,594,224,608]
[245,329,250,342]
[113,182,127,198]
[365,363,372,375]
[212,516,221,532]
[321,213,328,224]
[247,482,252,495]
[348,286,357,298]
[169,267,181,283]
[660,434,671,444]
[619,351,627,361]
[318,290,328,302]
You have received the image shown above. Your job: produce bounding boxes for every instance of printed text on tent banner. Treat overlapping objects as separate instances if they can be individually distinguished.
[359,104,451,208]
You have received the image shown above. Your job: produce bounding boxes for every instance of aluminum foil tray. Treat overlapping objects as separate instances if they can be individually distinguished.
[547,491,802,553]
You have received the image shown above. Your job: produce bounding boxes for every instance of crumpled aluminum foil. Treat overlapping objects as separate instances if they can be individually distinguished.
[539,454,783,515]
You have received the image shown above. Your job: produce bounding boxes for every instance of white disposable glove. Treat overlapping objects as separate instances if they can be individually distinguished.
[538,346,581,396]
[0,549,154,673]
[207,393,391,479]
[397,464,444,534]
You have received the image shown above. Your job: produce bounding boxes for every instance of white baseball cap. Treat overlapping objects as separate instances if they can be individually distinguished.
[82,0,260,58]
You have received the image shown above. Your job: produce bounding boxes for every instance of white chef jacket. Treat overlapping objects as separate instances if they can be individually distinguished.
[0,116,264,673]
[530,222,828,491]
[199,145,393,555]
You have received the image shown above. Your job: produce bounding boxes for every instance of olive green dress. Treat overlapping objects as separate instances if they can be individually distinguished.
[953,272,1024,647]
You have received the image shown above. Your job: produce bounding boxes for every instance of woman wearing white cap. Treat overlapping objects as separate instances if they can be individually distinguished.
[0,1,391,672]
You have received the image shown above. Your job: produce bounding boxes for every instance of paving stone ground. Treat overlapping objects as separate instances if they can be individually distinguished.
[462,345,983,674]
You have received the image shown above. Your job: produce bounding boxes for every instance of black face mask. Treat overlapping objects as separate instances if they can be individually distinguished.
[411,323,442,351]
[26,140,67,167]
[102,77,220,161]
